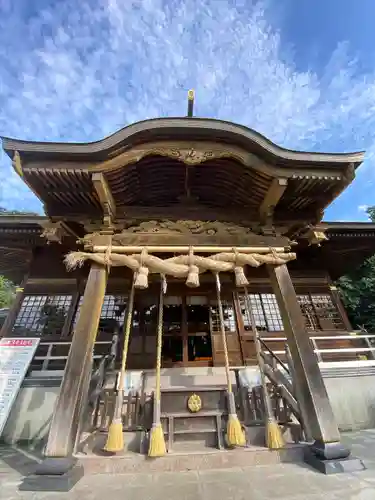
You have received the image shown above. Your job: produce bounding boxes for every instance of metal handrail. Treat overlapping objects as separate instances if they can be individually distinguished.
[259,334,375,341]
[258,337,290,375]
[271,347,375,355]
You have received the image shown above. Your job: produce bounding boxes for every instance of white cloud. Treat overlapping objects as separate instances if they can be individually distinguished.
[358,205,369,212]
[0,0,374,215]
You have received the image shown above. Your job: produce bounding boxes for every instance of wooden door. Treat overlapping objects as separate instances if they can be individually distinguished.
[234,292,257,365]
[209,295,243,366]
[185,294,212,365]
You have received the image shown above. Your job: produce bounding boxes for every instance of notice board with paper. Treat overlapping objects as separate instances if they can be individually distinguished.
[0,337,40,436]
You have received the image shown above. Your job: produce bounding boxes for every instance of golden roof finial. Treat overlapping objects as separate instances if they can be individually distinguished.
[187,89,195,117]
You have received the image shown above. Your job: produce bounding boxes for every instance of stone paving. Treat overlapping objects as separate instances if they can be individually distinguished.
[2,430,375,499]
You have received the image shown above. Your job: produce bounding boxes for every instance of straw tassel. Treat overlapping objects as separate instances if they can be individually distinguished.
[148,276,167,457]
[266,418,285,449]
[243,286,284,450]
[214,272,246,448]
[104,276,136,453]
[134,248,149,289]
[234,266,249,287]
[233,248,249,288]
[134,266,149,289]
[186,246,200,288]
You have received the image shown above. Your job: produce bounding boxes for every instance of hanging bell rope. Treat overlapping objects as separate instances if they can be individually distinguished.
[214,272,246,448]
[148,275,167,457]
[242,286,284,450]
[104,274,136,453]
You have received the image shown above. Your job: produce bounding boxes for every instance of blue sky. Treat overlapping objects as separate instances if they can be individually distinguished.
[0,0,374,221]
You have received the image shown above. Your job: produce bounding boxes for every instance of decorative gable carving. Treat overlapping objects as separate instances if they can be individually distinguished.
[110,219,289,247]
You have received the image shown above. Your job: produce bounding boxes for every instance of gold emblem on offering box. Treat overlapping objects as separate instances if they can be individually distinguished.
[187,394,202,413]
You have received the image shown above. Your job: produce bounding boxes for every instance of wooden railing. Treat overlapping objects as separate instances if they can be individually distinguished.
[92,389,150,432]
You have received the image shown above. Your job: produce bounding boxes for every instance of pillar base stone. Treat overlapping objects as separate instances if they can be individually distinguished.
[20,459,83,492]
[310,440,350,460]
[304,446,366,475]
[34,456,77,475]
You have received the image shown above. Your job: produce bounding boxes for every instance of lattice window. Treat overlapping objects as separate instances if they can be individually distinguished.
[297,294,344,330]
[73,295,128,333]
[238,293,283,332]
[12,295,72,337]
[297,295,319,330]
[210,299,237,333]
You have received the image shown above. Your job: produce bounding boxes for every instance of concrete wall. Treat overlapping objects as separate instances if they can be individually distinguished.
[320,362,375,431]
[1,378,60,445]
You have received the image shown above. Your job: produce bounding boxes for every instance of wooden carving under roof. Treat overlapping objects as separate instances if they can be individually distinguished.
[39,220,79,244]
[80,219,290,248]
[90,140,354,180]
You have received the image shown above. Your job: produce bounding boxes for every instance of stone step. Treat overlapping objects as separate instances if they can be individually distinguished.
[75,444,305,474]
[103,367,241,392]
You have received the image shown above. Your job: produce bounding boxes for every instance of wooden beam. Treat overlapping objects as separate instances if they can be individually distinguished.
[89,245,290,254]
[268,263,350,459]
[259,177,288,224]
[92,172,116,221]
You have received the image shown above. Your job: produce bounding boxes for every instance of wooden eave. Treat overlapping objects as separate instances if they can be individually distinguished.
[298,222,375,279]
[2,118,364,222]
[0,215,46,243]
[0,216,46,282]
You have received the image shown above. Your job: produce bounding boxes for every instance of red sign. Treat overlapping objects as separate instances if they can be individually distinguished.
[1,339,34,347]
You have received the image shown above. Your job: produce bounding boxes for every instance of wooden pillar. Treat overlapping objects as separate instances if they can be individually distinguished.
[268,264,350,460]
[0,276,27,338]
[37,262,108,474]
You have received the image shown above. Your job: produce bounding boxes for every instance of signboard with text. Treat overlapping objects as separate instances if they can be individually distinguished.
[0,338,40,436]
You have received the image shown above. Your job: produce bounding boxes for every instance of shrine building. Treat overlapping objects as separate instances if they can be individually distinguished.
[0,93,374,475]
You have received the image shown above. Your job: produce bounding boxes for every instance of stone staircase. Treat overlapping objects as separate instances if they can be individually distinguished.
[80,365,303,461]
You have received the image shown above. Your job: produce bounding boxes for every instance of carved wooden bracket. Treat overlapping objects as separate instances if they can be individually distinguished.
[39,220,77,244]
[304,226,329,246]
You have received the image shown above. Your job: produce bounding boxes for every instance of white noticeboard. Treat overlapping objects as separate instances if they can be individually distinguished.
[0,337,40,436]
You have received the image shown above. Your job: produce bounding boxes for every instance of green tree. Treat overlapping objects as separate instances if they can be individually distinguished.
[337,206,375,332]
[0,275,15,308]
